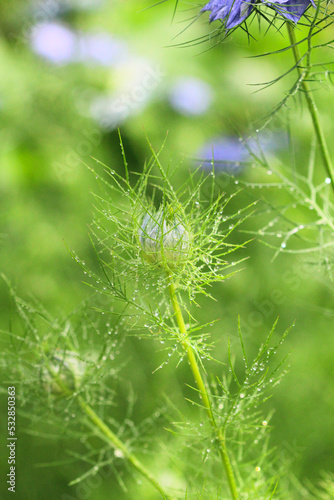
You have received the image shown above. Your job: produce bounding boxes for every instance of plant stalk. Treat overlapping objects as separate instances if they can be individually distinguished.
[78,397,173,500]
[287,23,334,193]
[167,273,238,500]
[49,366,171,499]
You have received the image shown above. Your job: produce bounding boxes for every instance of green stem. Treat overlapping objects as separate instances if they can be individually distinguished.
[48,364,171,500]
[78,397,173,500]
[287,23,334,193]
[167,273,238,500]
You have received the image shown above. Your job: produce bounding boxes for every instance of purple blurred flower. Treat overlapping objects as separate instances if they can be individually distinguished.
[196,133,288,173]
[30,22,128,68]
[201,0,314,28]
[168,77,212,116]
[77,33,127,66]
[30,22,76,64]
[197,137,250,174]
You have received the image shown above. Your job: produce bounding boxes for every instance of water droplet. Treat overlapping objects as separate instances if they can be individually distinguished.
[325,177,331,184]
[281,242,286,249]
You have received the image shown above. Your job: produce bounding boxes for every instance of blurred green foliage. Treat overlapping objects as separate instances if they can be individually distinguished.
[0,1,333,499]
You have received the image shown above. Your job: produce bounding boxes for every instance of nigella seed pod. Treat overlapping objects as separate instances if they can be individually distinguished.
[139,207,190,267]
[42,350,86,396]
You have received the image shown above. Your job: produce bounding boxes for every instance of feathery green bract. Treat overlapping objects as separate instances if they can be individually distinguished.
[71,137,254,361]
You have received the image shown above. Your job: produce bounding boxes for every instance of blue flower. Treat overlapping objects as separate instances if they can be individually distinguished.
[268,0,315,23]
[77,33,127,67]
[168,77,213,116]
[201,0,255,28]
[201,0,314,27]
[195,132,287,173]
[30,22,76,64]
[196,137,250,174]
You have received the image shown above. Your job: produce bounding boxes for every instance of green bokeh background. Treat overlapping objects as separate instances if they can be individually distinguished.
[0,1,333,499]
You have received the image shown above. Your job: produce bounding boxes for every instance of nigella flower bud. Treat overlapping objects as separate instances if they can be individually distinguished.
[139,207,190,267]
[42,350,86,396]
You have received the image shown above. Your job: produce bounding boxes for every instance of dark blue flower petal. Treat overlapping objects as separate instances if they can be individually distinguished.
[201,0,255,29]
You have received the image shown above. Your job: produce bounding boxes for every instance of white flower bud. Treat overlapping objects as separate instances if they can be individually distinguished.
[42,350,86,396]
[139,207,190,266]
